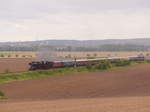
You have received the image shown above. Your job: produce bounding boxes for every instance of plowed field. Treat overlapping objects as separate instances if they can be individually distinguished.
[1,64,150,112]
[0,58,34,73]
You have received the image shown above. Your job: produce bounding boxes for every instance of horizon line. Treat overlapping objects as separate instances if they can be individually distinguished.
[0,37,150,43]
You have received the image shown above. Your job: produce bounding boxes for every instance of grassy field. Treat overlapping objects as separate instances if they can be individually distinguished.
[0,51,149,59]
[0,51,36,58]
[0,60,148,84]
[57,51,148,58]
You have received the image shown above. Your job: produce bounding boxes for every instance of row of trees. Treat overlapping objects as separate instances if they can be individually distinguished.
[0,44,150,51]
[0,54,33,58]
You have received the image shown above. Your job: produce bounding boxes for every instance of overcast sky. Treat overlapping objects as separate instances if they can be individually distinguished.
[0,0,150,42]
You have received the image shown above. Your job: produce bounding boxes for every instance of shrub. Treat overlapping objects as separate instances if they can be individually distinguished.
[93,53,97,57]
[146,60,150,63]
[0,54,4,58]
[7,55,11,58]
[22,55,26,58]
[86,64,93,69]
[0,90,6,99]
[86,54,91,57]
[134,61,145,64]
[95,60,112,70]
[114,59,131,67]
[15,54,19,58]
[0,90,5,97]
[4,69,12,73]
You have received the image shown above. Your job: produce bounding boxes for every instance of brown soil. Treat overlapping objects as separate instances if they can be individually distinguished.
[0,63,150,112]
[0,58,34,73]
[1,97,150,112]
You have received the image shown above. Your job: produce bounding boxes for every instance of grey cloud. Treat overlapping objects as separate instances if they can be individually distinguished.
[63,0,150,10]
[0,0,149,20]
[0,0,149,41]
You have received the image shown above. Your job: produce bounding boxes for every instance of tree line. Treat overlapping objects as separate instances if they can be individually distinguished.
[0,44,150,52]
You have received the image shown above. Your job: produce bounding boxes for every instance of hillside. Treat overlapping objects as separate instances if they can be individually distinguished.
[0,38,150,51]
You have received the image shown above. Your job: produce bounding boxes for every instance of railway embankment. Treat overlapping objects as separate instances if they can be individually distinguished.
[0,60,149,84]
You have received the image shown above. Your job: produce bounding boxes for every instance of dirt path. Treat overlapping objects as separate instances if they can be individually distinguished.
[0,63,150,112]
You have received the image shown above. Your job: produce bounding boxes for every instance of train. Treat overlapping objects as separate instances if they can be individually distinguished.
[29,54,146,70]
[29,58,106,70]
[129,55,145,61]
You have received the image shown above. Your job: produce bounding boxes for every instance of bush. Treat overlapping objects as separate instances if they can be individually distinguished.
[8,54,11,58]
[0,90,6,99]
[146,60,150,63]
[135,61,145,64]
[86,64,93,70]
[114,59,131,67]
[0,90,5,97]
[4,69,12,73]
[95,60,112,70]
[0,54,4,58]
[15,54,19,58]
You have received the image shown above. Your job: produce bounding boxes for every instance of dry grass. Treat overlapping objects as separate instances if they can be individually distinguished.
[0,52,36,58]
[0,51,148,59]
[56,51,148,58]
